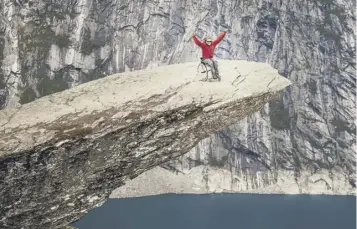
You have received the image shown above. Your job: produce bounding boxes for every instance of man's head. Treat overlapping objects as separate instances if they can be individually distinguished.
[205,37,212,45]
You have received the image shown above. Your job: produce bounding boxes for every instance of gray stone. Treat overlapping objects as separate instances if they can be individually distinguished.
[0,61,290,228]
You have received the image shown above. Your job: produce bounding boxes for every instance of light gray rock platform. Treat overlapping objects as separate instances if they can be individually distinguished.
[0,60,290,229]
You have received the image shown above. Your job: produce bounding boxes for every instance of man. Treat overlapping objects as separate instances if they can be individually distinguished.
[192,31,226,79]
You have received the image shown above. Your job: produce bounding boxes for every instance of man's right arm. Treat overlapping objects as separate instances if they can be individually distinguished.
[212,32,226,45]
[192,35,204,47]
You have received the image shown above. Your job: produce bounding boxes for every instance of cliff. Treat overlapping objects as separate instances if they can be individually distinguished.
[0,0,355,197]
[0,60,290,228]
[0,0,355,225]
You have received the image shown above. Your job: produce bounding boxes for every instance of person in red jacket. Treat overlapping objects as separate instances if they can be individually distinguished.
[192,31,227,79]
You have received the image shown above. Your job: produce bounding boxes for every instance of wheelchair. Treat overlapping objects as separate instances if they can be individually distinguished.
[196,57,220,81]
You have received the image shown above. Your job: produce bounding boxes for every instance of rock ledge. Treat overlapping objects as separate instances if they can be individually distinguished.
[0,60,290,228]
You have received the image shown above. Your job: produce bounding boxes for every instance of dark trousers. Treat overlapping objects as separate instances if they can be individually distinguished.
[201,58,219,76]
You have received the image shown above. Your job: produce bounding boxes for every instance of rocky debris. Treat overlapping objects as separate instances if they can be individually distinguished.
[0,60,290,229]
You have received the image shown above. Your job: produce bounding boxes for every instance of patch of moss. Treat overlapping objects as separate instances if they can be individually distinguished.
[19,86,37,105]
[23,25,56,52]
[269,97,290,130]
[54,34,72,49]
[80,27,95,55]
[15,19,72,104]
[37,72,69,97]
[94,29,108,47]
[18,23,71,62]
[0,36,4,65]
[0,76,4,90]
[208,155,228,167]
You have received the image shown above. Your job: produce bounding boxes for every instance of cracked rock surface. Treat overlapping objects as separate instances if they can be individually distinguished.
[0,60,290,229]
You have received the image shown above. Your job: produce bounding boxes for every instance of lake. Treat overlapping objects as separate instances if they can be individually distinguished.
[72,193,356,229]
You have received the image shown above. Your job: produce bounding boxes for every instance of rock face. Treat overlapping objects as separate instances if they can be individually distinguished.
[0,0,355,214]
[106,0,355,196]
[0,61,290,228]
[111,165,354,198]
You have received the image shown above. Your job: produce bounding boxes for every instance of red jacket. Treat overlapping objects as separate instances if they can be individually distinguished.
[193,32,226,58]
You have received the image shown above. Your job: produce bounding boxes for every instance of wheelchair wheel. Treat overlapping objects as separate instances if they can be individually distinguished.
[197,62,209,81]
[197,62,208,74]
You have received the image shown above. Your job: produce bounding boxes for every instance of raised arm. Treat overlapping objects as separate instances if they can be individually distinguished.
[212,32,227,45]
[192,35,204,47]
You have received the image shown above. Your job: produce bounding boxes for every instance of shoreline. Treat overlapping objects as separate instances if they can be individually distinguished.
[110,166,356,199]
[112,191,357,199]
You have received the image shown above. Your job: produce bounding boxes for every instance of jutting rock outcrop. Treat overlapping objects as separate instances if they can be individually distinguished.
[0,0,355,201]
[0,60,290,229]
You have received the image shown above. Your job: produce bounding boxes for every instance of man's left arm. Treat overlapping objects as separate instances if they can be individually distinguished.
[213,32,227,45]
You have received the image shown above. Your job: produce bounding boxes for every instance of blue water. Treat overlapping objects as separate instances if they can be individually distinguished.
[72,193,356,229]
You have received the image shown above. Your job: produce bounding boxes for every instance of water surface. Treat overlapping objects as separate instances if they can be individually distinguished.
[73,193,356,229]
